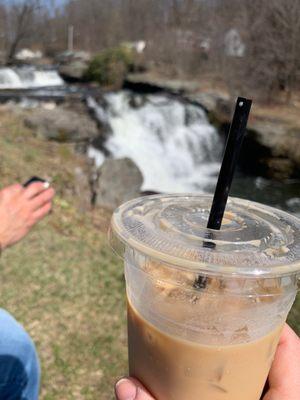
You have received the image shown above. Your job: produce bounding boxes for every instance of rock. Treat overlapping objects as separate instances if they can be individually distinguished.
[24,107,99,143]
[15,48,43,61]
[186,92,232,126]
[189,91,300,179]
[125,73,200,94]
[55,51,91,64]
[123,75,300,180]
[275,128,300,167]
[59,60,87,81]
[95,158,143,209]
[56,51,91,82]
[41,102,56,110]
[242,119,300,179]
[264,158,294,180]
[248,118,288,151]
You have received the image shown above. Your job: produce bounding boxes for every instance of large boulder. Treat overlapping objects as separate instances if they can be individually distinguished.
[56,51,91,82]
[186,91,232,127]
[94,158,143,209]
[55,51,91,64]
[24,107,99,143]
[239,118,300,179]
[59,60,88,81]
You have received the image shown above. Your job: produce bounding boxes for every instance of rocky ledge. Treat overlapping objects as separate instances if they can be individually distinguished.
[24,102,99,144]
[126,73,300,180]
[190,92,300,180]
[19,100,144,211]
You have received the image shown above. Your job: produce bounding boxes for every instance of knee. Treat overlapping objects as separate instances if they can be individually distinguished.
[0,309,40,386]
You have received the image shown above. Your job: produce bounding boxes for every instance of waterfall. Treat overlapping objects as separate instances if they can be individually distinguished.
[88,91,223,193]
[0,67,64,89]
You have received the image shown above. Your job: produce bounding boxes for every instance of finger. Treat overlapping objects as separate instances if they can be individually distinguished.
[29,188,55,211]
[24,182,50,200]
[32,201,52,223]
[115,378,155,400]
[0,184,23,196]
[265,324,300,400]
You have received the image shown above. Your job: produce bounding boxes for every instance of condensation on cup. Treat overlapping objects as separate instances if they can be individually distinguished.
[110,194,300,400]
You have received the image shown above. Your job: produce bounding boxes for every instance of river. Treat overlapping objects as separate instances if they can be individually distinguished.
[1,66,300,216]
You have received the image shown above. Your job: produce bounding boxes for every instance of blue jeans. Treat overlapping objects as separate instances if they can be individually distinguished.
[0,309,40,399]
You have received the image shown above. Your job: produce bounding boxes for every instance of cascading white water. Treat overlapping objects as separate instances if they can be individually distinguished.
[88,91,223,193]
[0,67,64,89]
[0,68,23,89]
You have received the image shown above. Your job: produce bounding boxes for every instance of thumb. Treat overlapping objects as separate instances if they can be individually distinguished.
[263,324,300,400]
[115,378,155,400]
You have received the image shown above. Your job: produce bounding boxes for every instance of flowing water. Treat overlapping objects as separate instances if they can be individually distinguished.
[87,91,222,193]
[87,91,300,216]
[0,66,64,89]
[0,67,299,215]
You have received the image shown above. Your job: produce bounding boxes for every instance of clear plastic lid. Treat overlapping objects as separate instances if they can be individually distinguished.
[110,194,300,277]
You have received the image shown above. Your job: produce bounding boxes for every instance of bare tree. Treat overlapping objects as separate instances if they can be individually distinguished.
[0,4,7,60]
[204,0,300,102]
[257,0,300,102]
[230,0,300,102]
[1,0,299,103]
[5,0,40,64]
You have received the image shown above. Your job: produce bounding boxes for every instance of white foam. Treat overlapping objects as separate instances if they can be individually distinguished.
[0,67,64,89]
[88,91,222,193]
[0,68,23,89]
[88,146,105,166]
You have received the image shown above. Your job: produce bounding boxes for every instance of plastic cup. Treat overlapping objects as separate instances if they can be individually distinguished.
[110,194,300,400]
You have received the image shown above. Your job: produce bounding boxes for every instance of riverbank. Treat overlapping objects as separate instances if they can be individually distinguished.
[0,108,299,399]
[2,63,300,181]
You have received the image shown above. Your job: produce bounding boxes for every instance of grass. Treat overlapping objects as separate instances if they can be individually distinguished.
[1,215,127,400]
[0,107,127,399]
[0,105,299,399]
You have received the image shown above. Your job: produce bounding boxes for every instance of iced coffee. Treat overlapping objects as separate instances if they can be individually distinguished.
[128,301,282,400]
[110,194,300,400]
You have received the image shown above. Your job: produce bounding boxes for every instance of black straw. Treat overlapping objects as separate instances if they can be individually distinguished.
[207,97,252,230]
[194,97,252,290]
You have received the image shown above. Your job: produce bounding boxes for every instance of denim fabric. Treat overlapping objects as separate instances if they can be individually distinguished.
[0,309,40,400]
